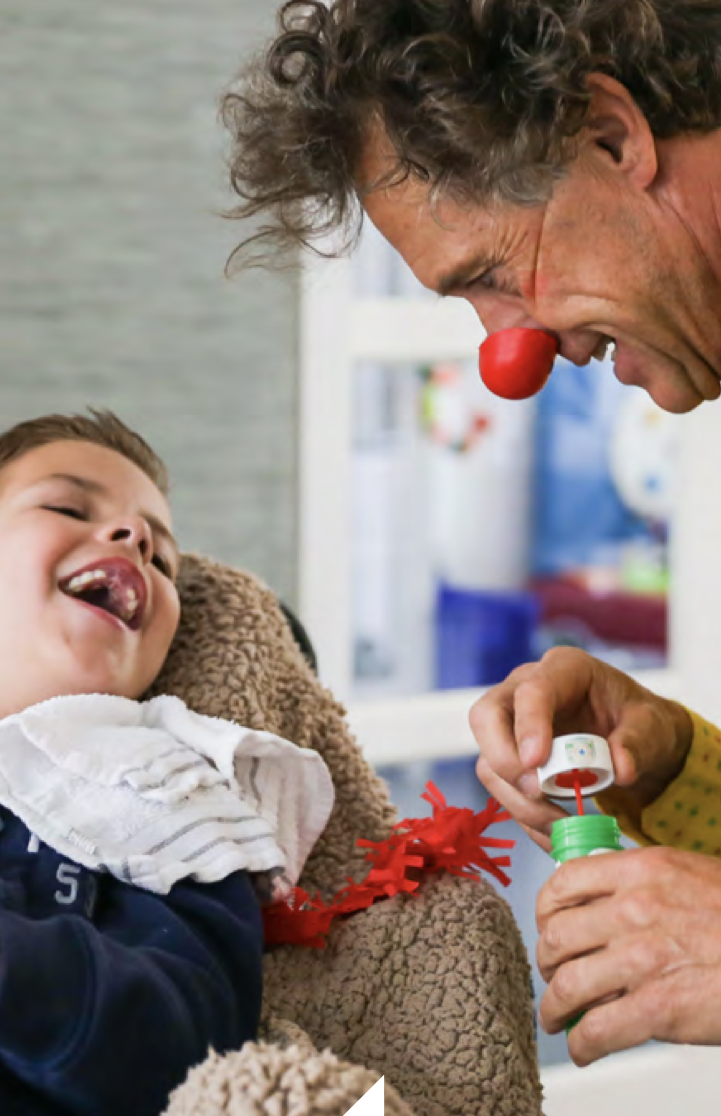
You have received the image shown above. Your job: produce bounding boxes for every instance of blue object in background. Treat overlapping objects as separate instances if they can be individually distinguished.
[532,358,652,576]
[435,582,540,688]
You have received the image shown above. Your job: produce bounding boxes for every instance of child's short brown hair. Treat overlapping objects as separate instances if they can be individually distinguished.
[0,409,169,496]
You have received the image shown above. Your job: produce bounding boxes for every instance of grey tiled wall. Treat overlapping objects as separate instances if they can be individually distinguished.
[0,0,300,603]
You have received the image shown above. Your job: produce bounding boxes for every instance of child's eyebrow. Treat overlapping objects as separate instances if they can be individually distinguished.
[42,472,179,558]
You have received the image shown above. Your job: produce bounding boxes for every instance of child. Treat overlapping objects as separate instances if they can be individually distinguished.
[0,410,333,1116]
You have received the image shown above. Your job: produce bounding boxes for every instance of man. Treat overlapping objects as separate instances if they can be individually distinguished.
[222,0,721,1066]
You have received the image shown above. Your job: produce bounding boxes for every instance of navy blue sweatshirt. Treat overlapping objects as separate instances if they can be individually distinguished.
[0,806,263,1116]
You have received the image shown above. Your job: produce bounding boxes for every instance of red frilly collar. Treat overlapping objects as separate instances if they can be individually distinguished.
[263,782,515,948]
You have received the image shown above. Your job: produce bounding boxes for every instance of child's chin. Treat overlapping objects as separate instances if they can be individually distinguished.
[55,664,141,704]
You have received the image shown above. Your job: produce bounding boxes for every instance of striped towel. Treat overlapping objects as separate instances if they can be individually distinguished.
[0,693,334,896]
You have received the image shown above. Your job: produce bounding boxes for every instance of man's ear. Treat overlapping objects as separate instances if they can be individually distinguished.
[584,73,658,189]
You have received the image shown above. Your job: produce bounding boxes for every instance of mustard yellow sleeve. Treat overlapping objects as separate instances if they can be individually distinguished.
[596,709,721,854]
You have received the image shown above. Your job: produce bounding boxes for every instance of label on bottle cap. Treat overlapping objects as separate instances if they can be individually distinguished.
[537,733,615,797]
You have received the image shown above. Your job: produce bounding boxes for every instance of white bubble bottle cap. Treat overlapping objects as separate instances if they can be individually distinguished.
[536,733,615,797]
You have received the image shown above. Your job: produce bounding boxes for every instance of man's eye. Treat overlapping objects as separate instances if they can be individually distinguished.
[43,505,85,520]
[470,270,519,297]
[151,553,173,579]
[471,270,499,292]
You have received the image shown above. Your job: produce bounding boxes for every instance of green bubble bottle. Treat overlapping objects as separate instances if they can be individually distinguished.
[538,734,622,1032]
[550,814,623,1033]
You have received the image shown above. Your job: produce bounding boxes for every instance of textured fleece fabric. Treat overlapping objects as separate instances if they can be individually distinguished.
[154,554,543,1116]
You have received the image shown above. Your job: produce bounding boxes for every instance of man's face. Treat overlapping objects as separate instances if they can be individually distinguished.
[0,440,180,718]
[360,130,721,414]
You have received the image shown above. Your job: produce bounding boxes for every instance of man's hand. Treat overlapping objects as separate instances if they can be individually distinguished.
[469,647,693,851]
[536,846,721,1064]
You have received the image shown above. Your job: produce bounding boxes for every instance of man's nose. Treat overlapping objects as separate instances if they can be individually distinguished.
[100,516,152,560]
[478,301,541,338]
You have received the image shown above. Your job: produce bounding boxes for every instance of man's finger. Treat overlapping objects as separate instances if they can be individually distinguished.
[471,666,561,778]
[539,846,721,932]
[476,755,567,835]
[536,850,635,929]
[566,991,654,1066]
[539,946,627,1034]
[469,677,530,787]
[510,676,558,770]
[537,896,617,978]
[541,928,683,1035]
[512,648,596,768]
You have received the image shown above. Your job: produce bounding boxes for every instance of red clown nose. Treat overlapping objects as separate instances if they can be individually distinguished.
[479,328,559,400]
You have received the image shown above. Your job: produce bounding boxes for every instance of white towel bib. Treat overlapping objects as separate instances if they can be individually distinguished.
[0,693,334,896]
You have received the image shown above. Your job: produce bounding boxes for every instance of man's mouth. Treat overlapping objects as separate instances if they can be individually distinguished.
[592,336,616,363]
[59,559,147,630]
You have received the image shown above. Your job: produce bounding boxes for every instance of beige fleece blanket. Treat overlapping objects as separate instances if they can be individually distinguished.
[147,554,543,1116]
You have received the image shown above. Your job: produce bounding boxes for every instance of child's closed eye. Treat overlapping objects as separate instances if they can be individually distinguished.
[42,505,86,520]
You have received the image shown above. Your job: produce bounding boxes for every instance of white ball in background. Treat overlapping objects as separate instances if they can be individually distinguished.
[609,389,679,522]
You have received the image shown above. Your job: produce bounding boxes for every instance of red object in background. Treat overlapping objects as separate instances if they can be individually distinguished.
[531,576,667,652]
[479,328,559,400]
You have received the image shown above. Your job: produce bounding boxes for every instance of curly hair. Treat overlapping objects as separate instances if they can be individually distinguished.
[221,0,721,266]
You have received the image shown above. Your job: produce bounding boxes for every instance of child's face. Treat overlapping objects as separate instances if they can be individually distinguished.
[0,439,180,717]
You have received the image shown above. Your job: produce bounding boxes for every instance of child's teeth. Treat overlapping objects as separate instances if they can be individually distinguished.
[122,589,140,624]
[67,569,107,593]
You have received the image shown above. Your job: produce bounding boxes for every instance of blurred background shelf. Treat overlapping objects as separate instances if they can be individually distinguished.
[351,297,480,361]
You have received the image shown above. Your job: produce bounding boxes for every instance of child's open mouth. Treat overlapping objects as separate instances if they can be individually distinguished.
[59,559,147,631]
